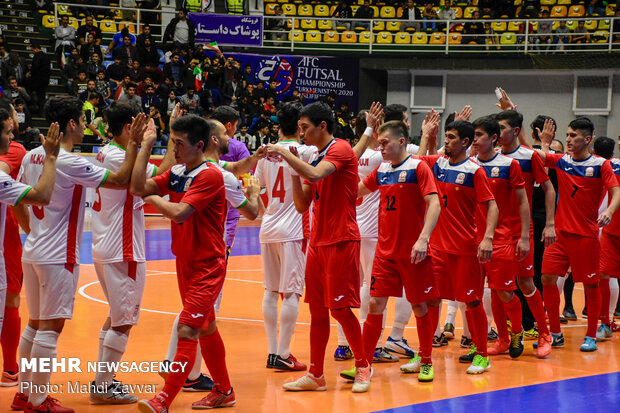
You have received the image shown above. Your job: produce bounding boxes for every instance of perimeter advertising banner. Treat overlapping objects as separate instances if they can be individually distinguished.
[189,13,263,47]
[227,53,360,111]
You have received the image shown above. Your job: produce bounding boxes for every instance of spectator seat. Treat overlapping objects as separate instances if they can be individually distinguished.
[550,6,567,18]
[265,3,277,15]
[305,30,322,42]
[376,31,392,44]
[394,32,411,44]
[318,19,332,30]
[100,20,118,33]
[448,33,462,44]
[358,31,373,43]
[42,15,56,29]
[491,21,507,32]
[314,4,329,17]
[282,4,296,15]
[380,6,396,19]
[300,19,317,30]
[298,4,312,16]
[341,31,357,43]
[411,32,428,44]
[323,31,339,42]
[288,31,304,42]
[500,32,518,45]
[567,5,585,17]
[429,32,445,44]
[386,21,401,32]
[464,6,478,18]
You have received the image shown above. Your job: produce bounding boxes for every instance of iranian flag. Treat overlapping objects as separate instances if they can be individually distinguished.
[203,41,221,54]
[60,46,66,68]
[193,66,203,91]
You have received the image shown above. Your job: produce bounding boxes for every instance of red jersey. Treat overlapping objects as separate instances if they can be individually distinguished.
[152,162,227,261]
[363,156,438,259]
[474,154,525,244]
[501,145,549,207]
[422,155,495,256]
[545,153,618,239]
[0,141,27,265]
[0,141,27,179]
[603,158,620,237]
[305,138,360,246]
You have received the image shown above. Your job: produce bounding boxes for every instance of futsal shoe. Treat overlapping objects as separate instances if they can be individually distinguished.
[183,373,214,391]
[418,364,434,382]
[487,327,499,341]
[11,392,28,410]
[340,366,356,381]
[536,332,553,358]
[509,331,524,358]
[487,339,509,355]
[90,380,138,404]
[1,371,18,387]
[373,348,399,362]
[459,344,477,363]
[533,332,564,349]
[352,366,371,393]
[24,397,74,413]
[191,388,236,409]
[523,327,539,340]
[443,323,455,339]
[266,353,277,368]
[333,345,353,361]
[384,337,417,358]
[432,333,448,347]
[273,354,307,371]
[400,355,421,373]
[580,336,597,352]
[460,336,473,348]
[611,321,620,332]
[596,324,612,341]
[282,373,327,391]
[138,394,168,413]
[563,309,578,321]
[466,355,491,374]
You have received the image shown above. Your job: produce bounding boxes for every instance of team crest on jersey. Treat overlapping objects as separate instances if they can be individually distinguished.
[184,177,193,191]
[398,171,407,182]
[585,167,594,177]
[491,167,500,177]
[456,173,466,184]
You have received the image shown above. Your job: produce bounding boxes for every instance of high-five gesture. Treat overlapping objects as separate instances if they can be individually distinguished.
[42,122,62,158]
[129,113,148,146]
[495,87,516,111]
[454,105,473,122]
[366,101,383,131]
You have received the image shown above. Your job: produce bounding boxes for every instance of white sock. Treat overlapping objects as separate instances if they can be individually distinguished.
[391,290,412,340]
[359,284,370,325]
[483,287,493,332]
[188,346,202,381]
[262,290,279,355]
[277,293,300,358]
[18,325,37,396]
[214,289,223,313]
[610,278,619,320]
[29,330,59,406]
[0,287,5,333]
[434,300,443,336]
[557,276,566,299]
[446,300,458,325]
[336,322,348,346]
[459,302,470,338]
[165,314,180,361]
[98,329,107,362]
[95,330,128,385]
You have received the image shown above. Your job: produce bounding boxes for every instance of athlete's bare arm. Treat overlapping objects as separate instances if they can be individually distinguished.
[352,101,383,159]
[411,193,440,264]
[478,199,499,264]
[515,187,531,261]
[224,146,266,176]
[417,109,440,157]
[599,186,620,227]
[143,195,195,224]
[236,176,260,220]
[291,176,313,213]
[19,122,61,206]
[540,179,556,246]
[358,181,372,198]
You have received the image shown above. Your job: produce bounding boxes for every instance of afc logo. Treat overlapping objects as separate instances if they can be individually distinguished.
[255,56,294,95]
[456,173,466,185]
[491,167,500,178]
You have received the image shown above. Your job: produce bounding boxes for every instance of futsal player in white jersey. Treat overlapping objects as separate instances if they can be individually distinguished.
[254,102,317,371]
[13,96,146,413]
[89,103,176,404]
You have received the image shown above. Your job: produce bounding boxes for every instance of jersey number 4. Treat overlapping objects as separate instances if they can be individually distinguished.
[272,167,286,202]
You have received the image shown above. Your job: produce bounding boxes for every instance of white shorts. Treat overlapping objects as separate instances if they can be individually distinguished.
[23,263,80,320]
[261,240,306,295]
[94,261,146,327]
[360,238,378,287]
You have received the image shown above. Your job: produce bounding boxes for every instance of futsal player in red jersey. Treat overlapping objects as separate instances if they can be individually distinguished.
[535,117,620,352]
[417,119,498,374]
[266,101,375,393]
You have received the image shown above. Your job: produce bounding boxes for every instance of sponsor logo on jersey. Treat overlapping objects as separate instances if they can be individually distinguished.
[587,273,596,278]
[424,286,433,294]
[585,167,594,177]
[491,167,500,178]
[191,313,204,319]
[334,295,345,301]
[456,173,466,185]
[398,171,407,183]
[505,280,513,286]
[526,265,533,270]
[466,289,474,295]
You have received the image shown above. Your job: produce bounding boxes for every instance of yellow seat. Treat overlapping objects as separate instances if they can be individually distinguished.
[491,21,507,32]
[454,6,463,18]
[394,32,411,44]
[265,3,277,15]
[593,30,609,42]
[448,33,462,44]
[550,5,567,17]
[568,5,585,17]
[396,6,405,18]
[329,5,337,15]
[119,21,136,34]
[323,31,339,42]
[298,4,312,16]
[386,21,401,32]
[371,6,380,16]
[380,6,396,18]
[358,31,372,43]
[411,32,428,44]
[318,19,332,30]
[305,30,321,42]
[507,21,520,32]
[373,21,385,31]
[341,31,357,43]
[429,32,445,44]
[68,18,79,30]
[376,32,392,44]
[565,20,578,30]
[288,30,304,41]
[541,0,556,5]
[584,20,597,31]
[282,4,296,15]
[99,20,117,33]
[500,32,517,45]
[57,5,71,15]
[300,19,317,30]
[464,6,478,18]
[42,15,56,29]
[314,4,329,17]
[598,19,611,30]
[606,5,615,16]
[557,0,570,4]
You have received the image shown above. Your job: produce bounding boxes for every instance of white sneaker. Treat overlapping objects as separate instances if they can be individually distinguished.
[90,380,138,404]
[384,337,417,358]
[351,366,371,393]
[400,355,421,373]
[282,373,327,391]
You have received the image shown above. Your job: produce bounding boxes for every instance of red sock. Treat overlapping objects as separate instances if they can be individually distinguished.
[428,304,439,336]
[469,304,488,357]
[543,284,561,334]
[585,285,601,338]
[504,295,523,334]
[309,304,330,377]
[160,338,197,406]
[331,307,368,368]
[600,279,610,325]
[1,306,20,373]
[525,290,549,335]
[415,311,433,364]
[362,313,383,365]
[465,308,477,344]
[491,291,509,342]
[200,329,231,393]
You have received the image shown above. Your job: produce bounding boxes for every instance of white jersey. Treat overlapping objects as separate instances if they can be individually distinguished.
[209,159,248,209]
[0,171,31,283]
[91,143,156,264]
[255,140,317,243]
[357,148,383,238]
[19,147,109,265]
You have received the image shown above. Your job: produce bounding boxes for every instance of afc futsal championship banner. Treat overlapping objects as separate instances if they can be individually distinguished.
[228,53,360,110]
[188,13,263,47]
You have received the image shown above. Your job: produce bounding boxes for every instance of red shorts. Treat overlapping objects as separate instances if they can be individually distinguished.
[600,232,620,278]
[176,257,226,329]
[431,247,483,303]
[5,210,23,294]
[518,237,535,278]
[482,244,518,291]
[305,241,360,309]
[370,256,439,304]
[542,231,600,284]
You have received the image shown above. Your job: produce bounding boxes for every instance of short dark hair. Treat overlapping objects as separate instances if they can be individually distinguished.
[278,102,302,136]
[355,110,368,138]
[530,115,556,140]
[127,82,137,90]
[88,92,99,101]
[8,76,16,82]
[0,108,10,134]
[568,117,594,138]
[107,102,136,137]
[45,96,83,134]
[445,120,474,147]
[593,136,615,160]
[211,105,240,125]
[472,115,500,143]
[495,110,523,129]
[377,121,408,140]
[384,104,408,122]
[300,101,335,134]
[171,114,210,149]
[444,112,456,132]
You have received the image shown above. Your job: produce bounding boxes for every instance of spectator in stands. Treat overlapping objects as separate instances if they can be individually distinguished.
[138,36,160,68]
[234,124,256,152]
[95,70,111,103]
[120,0,136,20]
[77,15,102,46]
[571,20,590,45]
[2,53,27,87]
[164,89,179,119]
[149,105,167,142]
[266,5,288,46]
[180,87,200,113]
[137,75,155,97]
[139,0,160,28]
[106,56,127,95]
[83,92,104,147]
[535,9,553,51]
[118,82,143,113]
[439,0,456,31]
[106,27,136,57]
[55,15,76,65]
[14,98,32,139]
[353,0,374,31]
[263,96,276,116]
[519,0,540,18]
[78,79,105,109]
[114,35,139,69]
[225,0,248,15]
[484,22,499,50]
[163,9,196,51]
[163,53,185,89]
[253,80,266,103]
[401,0,422,32]
[265,81,278,102]
[61,51,84,94]
[242,63,254,86]
[128,59,143,83]
[554,20,571,51]
[182,58,200,92]
[422,2,438,32]
[464,11,485,45]
[332,0,353,30]
[587,0,606,16]
[136,23,153,49]
[139,63,163,87]
[7,77,31,107]
[222,76,243,107]
[79,33,104,64]
[0,45,9,65]
[86,52,105,80]
[256,120,271,144]
[24,42,50,115]
[337,101,354,123]
[141,84,161,113]
[158,76,176,101]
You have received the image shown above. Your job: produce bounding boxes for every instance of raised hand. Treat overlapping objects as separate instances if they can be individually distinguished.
[495,87,516,111]
[536,118,556,147]
[142,118,158,149]
[422,109,440,138]
[42,122,62,157]
[169,103,183,125]
[455,105,472,121]
[129,113,148,145]
[245,175,260,199]
[366,101,384,131]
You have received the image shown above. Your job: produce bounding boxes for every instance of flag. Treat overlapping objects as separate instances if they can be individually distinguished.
[115,85,125,101]
[193,66,203,91]
[60,46,66,68]
[203,41,221,54]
